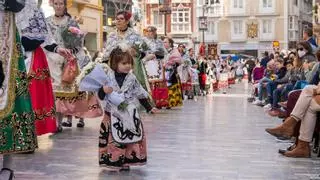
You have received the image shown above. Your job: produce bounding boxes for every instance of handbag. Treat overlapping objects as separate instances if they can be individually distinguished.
[3,0,25,12]
[151,82,169,108]
[61,56,79,84]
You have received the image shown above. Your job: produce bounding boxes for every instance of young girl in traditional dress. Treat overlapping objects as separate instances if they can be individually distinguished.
[94,45,155,171]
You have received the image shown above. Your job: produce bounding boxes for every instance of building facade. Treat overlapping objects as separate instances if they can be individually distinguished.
[313,0,320,44]
[144,0,195,43]
[195,0,313,57]
[41,0,104,53]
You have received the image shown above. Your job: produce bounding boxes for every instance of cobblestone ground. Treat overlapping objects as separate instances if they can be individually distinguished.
[8,83,320,180]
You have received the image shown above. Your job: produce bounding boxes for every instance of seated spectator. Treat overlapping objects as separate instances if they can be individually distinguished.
[252,60,276,106]
[247,60,264,102]
[268,56,305,116]
[266,85,320,158]
[265,59,292,113]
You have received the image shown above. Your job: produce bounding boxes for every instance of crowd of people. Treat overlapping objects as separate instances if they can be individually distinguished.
[247,27,320,158]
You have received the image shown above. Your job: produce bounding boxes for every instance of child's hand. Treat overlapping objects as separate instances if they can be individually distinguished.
[145,54,156,61]
[103,86,113,94]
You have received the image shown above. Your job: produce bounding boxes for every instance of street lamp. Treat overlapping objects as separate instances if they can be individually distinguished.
[199,0,220,55]
[159,0,171,36]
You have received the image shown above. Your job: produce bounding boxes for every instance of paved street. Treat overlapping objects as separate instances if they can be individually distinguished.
[9,83,320,180]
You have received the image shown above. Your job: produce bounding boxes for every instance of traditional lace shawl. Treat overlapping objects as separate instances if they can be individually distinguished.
[143,37,166,56]
[103,28,145,61]
[15,0,55,47]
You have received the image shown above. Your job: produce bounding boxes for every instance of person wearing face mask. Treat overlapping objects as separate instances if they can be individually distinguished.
[295,42,318,89]
[297,41,316,62]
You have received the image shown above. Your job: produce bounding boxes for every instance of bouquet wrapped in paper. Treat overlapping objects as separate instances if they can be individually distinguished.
[132,40,149,58]
[61,26,85,49]
[77,63,128,111]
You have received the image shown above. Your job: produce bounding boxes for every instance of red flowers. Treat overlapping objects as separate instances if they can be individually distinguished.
[124,11,132,21]
[68,27,83,35]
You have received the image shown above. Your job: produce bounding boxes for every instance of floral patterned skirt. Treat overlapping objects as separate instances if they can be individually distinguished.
[0,31,37,154]
[74,93,103,118]
[99,113,147,168]
[168,83,183,107]
[29,47,56,136]
[55,92,89,115]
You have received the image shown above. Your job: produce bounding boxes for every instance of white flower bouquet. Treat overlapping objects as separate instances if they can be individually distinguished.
[77,63,128,110]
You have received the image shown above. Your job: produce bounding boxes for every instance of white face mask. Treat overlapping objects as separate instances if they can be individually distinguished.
[298,50,306,58]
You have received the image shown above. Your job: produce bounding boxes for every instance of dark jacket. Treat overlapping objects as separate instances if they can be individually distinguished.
[260,56,270,68]
[276,67,287,80]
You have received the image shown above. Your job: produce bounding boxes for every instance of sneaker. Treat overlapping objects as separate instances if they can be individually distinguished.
[252,99,263,105]
[263,104,272,110]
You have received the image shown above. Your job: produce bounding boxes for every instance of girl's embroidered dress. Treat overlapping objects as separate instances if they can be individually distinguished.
[16,0,57,135]
[0,11,37,153]
[164,48,183,107]
[77,64,151,169]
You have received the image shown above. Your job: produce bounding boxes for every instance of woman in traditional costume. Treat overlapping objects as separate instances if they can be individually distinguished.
[16,0,70,135]
[143,26,169,108]
[103,11,155,94]
[178,46,193,100]
[163,37,183,108]
[0,2,37,179]
[46,0,101,131]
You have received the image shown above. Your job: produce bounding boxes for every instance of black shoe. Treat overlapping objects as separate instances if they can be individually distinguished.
[77,121,85,128]
[19,150,35,154]
[278,144,296,155]
[1,168,14,180]
[56,126,63,133]
[62,122,72,127]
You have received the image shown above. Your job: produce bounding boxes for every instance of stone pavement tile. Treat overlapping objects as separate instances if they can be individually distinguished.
[4,83,320,179]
